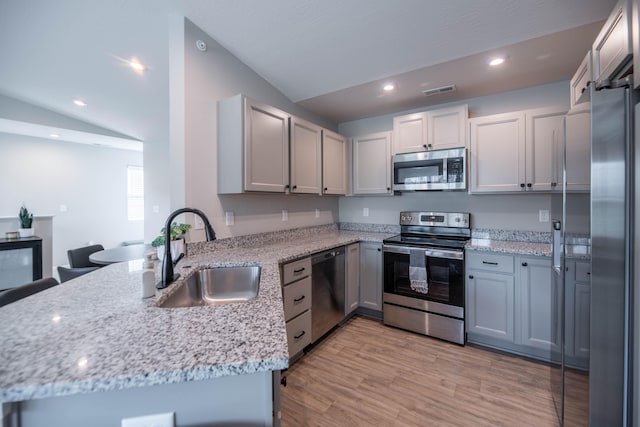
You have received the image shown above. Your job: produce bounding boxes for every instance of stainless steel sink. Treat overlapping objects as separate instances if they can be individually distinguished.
[158,266,261,308]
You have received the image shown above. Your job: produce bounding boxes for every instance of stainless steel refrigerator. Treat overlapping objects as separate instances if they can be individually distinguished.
[552,75,637,426]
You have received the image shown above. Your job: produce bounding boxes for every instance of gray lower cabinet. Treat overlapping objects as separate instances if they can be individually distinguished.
[565,259,591,369]
[466,250,561,362]
[518,256,560,355]
[466,265,515,342]
[359,242,383,311]
[281,257,312,360]
[346,243,360,314]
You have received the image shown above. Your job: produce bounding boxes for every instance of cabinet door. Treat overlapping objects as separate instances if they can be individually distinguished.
[322,130,347,195]
[518,256,560,353]
[290,116,322,194]
[359,242,382,311]
[346,243,360,314]
[466,270,515,342]
[352,132,392,195]
[570,52,592,107]
[469,112,526,193]
[428,105,468,150]
[565,106,591,192]
[393,112,428,154]
[592,0,632,82]
[526,107,566,192]
[244,99,290,192]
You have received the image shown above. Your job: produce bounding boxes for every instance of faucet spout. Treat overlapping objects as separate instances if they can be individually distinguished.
[157,208,216,289]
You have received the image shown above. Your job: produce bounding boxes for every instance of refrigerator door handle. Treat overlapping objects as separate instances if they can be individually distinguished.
[552,220,562,269]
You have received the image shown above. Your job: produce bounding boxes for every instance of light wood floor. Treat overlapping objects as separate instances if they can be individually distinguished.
[281,316,588,427]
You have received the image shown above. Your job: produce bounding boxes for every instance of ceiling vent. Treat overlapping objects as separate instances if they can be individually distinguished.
[422,84,456,97]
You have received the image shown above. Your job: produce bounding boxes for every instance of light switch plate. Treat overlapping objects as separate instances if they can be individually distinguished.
[363,208,369,217]
[282,209,288,221]
[315,209,320,218]
[225,211,234,226]
[539,209,550,223]
[121,412,175,427]
[194,215,204,230]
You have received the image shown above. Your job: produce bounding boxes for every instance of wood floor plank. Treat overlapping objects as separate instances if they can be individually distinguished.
[281,316,584,426]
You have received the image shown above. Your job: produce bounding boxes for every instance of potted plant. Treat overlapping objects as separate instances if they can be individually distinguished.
[18,204,34,238]
[151,222,192,261]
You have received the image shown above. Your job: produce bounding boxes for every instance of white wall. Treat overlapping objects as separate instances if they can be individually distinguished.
[173,19,339,240]
[337,82,591,233]
[0,133,143,270]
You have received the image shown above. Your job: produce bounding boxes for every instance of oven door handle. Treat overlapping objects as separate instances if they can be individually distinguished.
[383,245,464,260]
[424,248,464,260]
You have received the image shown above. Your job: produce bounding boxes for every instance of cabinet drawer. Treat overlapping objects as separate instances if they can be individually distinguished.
[575,261,591,282]
[282,257,311,285]
[286,310,311,357]
[283,276,312,321]
[466,252,514,274]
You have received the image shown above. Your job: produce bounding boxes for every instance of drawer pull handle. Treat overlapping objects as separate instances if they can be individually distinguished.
[293,295,306,303]
[293,267,305,273]
[586,272,591,275]
[522,262,528,267]
[294,331,306,340]
[482,261,498,266]
[468,275,474,279]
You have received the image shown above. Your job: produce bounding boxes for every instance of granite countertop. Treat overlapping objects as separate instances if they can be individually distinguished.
[0,227,391,404]
[466,239,590,259]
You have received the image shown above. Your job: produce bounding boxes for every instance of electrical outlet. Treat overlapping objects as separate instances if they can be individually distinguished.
[152,205,159,214]
[194,215,204,230]
[282,209,288,221]
[315,208,320,218]
[363,207,369,217]
[121,412,174,427]
[225,211,234,226]
[539,209,550,223]
[59,204,67,212]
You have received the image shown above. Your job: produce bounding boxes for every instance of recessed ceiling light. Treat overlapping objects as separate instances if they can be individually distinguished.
[49,133,60,138]
[73,99,87,107]
[129,57,147,74]
[489,57,505,66]
[383,83,395,91]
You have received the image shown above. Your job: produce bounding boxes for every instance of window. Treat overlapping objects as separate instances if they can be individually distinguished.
[127,166,144,221]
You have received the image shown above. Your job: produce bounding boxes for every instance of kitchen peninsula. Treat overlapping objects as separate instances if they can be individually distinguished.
[0,225,391,427]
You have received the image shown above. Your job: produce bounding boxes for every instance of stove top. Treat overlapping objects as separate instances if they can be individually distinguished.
[383,234,468,250]
[384,211,471,249]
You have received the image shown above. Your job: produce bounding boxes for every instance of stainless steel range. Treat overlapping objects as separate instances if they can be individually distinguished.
[383,211,470,345]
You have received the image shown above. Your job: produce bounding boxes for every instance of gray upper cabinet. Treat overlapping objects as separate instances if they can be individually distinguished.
[322,130,347,195]
[392,105,467,154]
[564,105,591,192]
[352,132,392,195]
[592,0,632,82]
[469,106,566,193]
[570,51,592,107]
[290,116,322,195]
[218,94,290,194]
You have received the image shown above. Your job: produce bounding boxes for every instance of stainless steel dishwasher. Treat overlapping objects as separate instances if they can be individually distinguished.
[311,246,346,342]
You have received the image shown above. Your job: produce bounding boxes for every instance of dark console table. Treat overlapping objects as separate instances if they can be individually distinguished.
[0,236,43,291]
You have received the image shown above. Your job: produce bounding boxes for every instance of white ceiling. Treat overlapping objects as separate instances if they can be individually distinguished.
[0,0,617,144]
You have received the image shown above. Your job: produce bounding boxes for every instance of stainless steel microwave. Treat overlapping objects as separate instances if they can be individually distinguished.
[392,148,466,191]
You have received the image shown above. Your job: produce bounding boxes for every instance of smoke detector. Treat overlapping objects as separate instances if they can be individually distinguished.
[422,84,456,97]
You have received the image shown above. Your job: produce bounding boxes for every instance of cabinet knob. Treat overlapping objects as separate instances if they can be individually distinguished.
[527,183,532,188]
[377,248,382,252]
[423,144,427,149]
[292,185,297,190]
[520,183,525,188]
[522,262,528,267]
[428,144,432,148]
[387,187,391,191]
[551,182,557,187]
[285,184,290,189]
[281,376,287,387]
[468,275,474,279]
[324,187,328,191]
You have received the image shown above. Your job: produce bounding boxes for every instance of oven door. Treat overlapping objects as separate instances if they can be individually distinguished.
[383,244,464,307]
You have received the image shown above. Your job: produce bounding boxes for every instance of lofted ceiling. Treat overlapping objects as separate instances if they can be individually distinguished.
[0,0,617,145]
